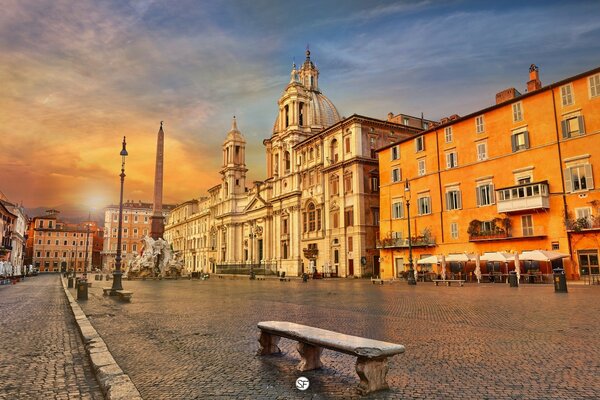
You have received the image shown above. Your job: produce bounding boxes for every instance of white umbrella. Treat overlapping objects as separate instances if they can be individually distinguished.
[474,253,482,283]
[519,250,570,261]
[440,254,447,281]
[445,253,471,262]
[480,252,514,262]
[417,255,442,264]
[514,252,521,283]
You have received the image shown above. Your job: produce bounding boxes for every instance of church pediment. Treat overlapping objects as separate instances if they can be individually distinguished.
[244,194,268,212]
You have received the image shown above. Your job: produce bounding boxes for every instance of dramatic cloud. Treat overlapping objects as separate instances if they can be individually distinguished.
[1,0,598,217]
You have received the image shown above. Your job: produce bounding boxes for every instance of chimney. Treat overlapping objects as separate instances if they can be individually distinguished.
[527,64,542,92]
[387,112,394,121]
[496,87,521,104]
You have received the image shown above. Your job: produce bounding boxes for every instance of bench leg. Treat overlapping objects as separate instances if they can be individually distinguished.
[297,342,323,371]
[356,357,389,395]
[257,332,281,356]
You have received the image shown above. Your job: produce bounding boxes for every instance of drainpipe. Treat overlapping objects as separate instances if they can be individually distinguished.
[435,129,445,242]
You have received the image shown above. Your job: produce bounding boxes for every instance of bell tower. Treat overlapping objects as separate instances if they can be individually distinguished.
[220,116,247,200]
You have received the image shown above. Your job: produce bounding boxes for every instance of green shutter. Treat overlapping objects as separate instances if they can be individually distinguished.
[584,164,594,189]
[490,184,496,204]
[564,168,572,192]
[445,192,450,210]
[476,187,481,207]
[578,116,586,134]
[457,191,462,209]
[524,131,530,149]
[561,120,569,139]
[511,135,517,152]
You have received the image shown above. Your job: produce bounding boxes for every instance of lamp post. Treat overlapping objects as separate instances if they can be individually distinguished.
[111,136,128,294]
[405,179,416,285]
[83,215,90,280]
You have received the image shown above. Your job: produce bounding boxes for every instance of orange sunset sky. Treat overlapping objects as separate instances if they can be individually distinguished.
[1,0,599,218]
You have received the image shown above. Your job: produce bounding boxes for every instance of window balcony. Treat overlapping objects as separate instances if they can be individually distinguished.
[496,181,549,213]
[469,226,546,242]
[376,236,436,249]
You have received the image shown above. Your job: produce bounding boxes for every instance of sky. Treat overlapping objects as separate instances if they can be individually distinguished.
[1,0,599,218]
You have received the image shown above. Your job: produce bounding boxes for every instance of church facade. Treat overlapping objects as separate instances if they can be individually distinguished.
[164,50,430,277]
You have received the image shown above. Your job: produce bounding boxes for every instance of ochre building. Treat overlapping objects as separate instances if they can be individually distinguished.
[378,65,600,280]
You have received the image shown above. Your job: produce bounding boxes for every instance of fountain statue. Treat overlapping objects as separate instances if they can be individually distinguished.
[126,235,185,278]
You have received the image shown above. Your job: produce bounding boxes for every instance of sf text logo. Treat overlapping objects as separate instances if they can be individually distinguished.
[295,376,310,391]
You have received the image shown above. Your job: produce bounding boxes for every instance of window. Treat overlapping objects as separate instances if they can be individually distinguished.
[344,207,354,226]
[124,215,128,222]
[446,151,458,169]
[403,117,409,125]
[38,220,44,228]
[415,136,425,152]
[372,208,380,226]
[282,218,289,235]
[370,175,379,192]
[284,151,291,172]
[446,189,462,210]
[122,244,127,251]
[330,175,339,195]
[511,131,530,152]
[477,142,487,161]
[281,242,288,259]
[561,116,585,138]
[134,215,138,222]
[48,221,53,229]
[589,73,600,98]
[36,251,41,258]
[418,159,426,176]
[391,168,401,183]
[331,210,339,228]
[476,115,485,133]
[512,102,523,122]
[345,137,351,153]
[133,244,137,252]
[417,197,431,215]
[476,183,495,206]
[348,236,353,252]
[444,127,453,143]
[344,173,353,193]
[304,203,319,232]
[522,215,534,236]
[450,223,459,239]
[565,164,594,192]
[391,146,399,160]
[331,139,339,163]
[392,201,404,219]
[37,239,41,244]
[575,207,593,227]
[561,84,574,106]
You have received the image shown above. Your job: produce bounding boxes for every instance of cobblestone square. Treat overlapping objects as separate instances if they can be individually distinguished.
[74,277,600,399]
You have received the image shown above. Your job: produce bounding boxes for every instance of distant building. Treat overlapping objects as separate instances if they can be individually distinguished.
[377,65,600,280]
[29,210,97,273]
[0,201,17,264]
[101,200,175,271]
[0,200,28,269]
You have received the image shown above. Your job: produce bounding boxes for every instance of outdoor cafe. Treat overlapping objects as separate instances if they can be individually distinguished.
[415,250,570,284]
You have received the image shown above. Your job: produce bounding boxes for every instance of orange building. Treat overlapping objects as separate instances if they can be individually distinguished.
[378,65,600,281]
[30,210,98,273]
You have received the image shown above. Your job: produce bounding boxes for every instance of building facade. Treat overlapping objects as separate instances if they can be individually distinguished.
[378,65,600,280]
[164,50,432,277]
[30,211,96,273]
[101,201,175,271]
[0,200,27,269]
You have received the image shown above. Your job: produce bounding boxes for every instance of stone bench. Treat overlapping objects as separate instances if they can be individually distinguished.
[102,287,133,301]
[371,278,384,285]
[257,321,405,395]
[433,279,465,287]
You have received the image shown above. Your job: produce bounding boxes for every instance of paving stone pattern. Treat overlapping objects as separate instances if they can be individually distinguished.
[0,274,103,400]
[78,279,600,399]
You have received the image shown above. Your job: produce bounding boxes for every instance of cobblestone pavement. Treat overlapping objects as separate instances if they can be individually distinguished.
[76,278,600,399]
[0,274,102,400]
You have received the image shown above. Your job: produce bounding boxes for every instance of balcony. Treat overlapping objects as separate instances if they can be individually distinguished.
[376,236,436,249]
[496,181,549,214]
[469,226,546,242]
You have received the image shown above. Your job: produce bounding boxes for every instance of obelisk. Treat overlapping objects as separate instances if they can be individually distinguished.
[150,121,165,239]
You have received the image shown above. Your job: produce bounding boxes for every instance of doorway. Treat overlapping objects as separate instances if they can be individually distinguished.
[578,250,599,276]
[348,259,354,276]
[373,256,380,277]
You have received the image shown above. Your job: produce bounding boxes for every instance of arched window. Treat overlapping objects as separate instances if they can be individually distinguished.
[331,139,339,163]
[303,202,321,232]
[299,102,304,126]
[284,105,289,127]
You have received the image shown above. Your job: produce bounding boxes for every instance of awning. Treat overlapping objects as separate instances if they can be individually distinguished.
[479,252,514,262]
[417,255,442,264]
[445,253,472,262]
[519,250,570,261]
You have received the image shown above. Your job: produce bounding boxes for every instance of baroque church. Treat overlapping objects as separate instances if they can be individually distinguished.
[164,50,431,277]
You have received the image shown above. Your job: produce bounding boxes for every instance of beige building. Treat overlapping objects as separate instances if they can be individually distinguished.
[101,201,175,270]
[165,50,431,276]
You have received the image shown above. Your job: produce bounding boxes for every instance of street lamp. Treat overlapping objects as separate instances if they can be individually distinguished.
[405,179,416,285]
[111,136,128,294]
[83,213,90,280]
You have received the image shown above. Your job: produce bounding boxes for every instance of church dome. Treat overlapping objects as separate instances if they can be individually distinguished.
[308,91,341,128]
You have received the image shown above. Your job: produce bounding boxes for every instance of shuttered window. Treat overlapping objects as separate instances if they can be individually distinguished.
[392,201,404,219]
[565,164,594,192]
[561,84,574,106]
[446,190,462,210]
[476,184,495,206]
[561,116,586,138]
[512,102,523,122]
[511,131,529,152]
[590,74,600,98]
